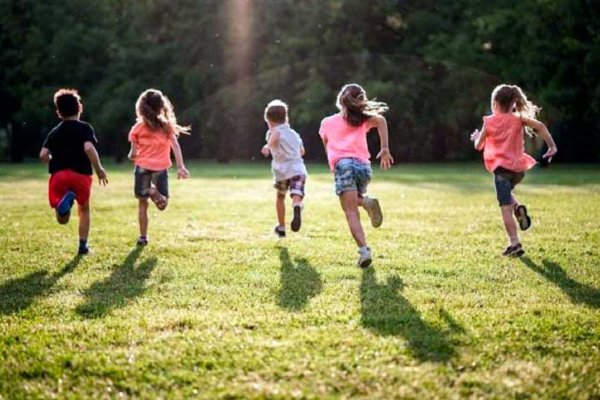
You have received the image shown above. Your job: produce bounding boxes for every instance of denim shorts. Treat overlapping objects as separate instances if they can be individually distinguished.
[134,166,169,199]
[334,158,372,196]
[274,174,306,197]
[494,167,524,206]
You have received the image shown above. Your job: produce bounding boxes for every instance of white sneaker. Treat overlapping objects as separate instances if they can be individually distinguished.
[362,196,383,228]
[357,247,372,268]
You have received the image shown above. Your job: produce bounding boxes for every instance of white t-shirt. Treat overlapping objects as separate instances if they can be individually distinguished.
[266,123,307,182]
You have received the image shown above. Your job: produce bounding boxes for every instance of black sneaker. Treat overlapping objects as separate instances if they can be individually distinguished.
[274,226,286,238]
[78,244,90,255]
[514,205,531,231]
[502,243,525,257]
[291,205,302,232]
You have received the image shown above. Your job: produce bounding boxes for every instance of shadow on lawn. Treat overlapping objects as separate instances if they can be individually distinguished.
[360,268,460,362]
[277,246,322,311]
[76,247,156,318]
[520,256,600,308]
[0,255,82,315]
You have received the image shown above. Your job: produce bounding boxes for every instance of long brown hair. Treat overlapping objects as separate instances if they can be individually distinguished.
[336,83,388,127]
[135,89,190,136]
[491,84,540,136]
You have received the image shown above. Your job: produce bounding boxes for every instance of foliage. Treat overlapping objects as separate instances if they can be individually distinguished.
[0,0,598,162]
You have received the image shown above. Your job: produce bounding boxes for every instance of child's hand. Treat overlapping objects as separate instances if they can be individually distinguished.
[96,168,108,186]
[470,129,481,142]
[261,146,270,157]
[377,148,394,170]
[177,166,190,179]
[542,146,557,162]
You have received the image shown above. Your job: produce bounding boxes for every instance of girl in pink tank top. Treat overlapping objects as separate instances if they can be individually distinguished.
[471,84,557,257]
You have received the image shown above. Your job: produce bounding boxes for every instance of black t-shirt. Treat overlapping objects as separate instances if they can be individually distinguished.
[42,120,98,175]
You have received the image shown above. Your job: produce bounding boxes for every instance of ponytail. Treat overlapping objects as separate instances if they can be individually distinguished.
[336,83,388,127]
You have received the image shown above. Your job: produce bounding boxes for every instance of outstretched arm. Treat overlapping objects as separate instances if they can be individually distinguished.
[170,135,190,179]
[368,115,394,170]
[523,117,558,160]
[83,141,108,185]
[471,128,487,151]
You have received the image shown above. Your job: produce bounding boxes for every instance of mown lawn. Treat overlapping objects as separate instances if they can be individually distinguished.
[0,162,599,399]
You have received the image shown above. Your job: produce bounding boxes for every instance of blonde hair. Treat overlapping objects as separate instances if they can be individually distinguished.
[336,83,388,127]
[135,89,190,136]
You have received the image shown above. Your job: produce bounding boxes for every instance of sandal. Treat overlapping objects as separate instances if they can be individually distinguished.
[148,187,167,210]
[514,204,531,231]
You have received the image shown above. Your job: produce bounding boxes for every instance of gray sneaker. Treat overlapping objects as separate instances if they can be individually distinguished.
[357,247,372,268]
[362,196,383,228]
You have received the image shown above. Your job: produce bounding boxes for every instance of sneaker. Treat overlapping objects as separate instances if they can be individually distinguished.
[148,187,167,210]
[357,247,372,268]
[136,236,149,246]
[57,191,76,216]
[514,205,531,231]
[274,225,286,238]
[291,205,302,232]
[502,243,525,257]
[78,244,90,255]
[362,197,383,228]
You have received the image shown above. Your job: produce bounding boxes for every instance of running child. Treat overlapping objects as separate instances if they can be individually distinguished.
[319,83,393,268]
[128,89,190,246]
[471,84,557,256]
[40,88,108,255]
[261,99,307,237]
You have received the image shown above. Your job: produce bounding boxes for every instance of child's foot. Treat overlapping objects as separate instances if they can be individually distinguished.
[137,236,149,246]
[78,240,90,255]
[502,243,525,257]
[362,196,383,228]
[514,204,531,230]
[357,247,372,268]
[274,225,286,238]
[148,187,167,210]
[57,191,76,216]
[291,204,302,232]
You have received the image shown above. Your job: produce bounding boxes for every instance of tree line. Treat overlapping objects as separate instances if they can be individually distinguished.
[1,0,598,163]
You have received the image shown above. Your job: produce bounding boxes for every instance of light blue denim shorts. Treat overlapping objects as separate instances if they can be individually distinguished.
[333,158,372,196]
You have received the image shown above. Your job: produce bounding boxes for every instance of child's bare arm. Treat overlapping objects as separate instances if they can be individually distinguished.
[523,117,558,159]
[83,141,108,185]
[170,135,190,179]
[39,147,51,163]
[128,142,137,160]
[368,115,393,170]
[471,128,487,151]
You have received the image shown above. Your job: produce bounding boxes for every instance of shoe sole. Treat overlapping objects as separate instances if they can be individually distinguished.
[291,206,302,232]
[515,205,531,231]
[366,198,383,228]
[503,247,525,257]
[359,257,372,268]
[57,191,76,216]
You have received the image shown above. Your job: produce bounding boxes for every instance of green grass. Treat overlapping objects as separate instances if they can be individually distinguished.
[1,162,599,399]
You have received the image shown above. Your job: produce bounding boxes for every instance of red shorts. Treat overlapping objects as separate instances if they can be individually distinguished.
[48,169,93,208]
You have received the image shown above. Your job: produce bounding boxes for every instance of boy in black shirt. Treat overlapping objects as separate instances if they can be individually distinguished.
[40,89,108,254]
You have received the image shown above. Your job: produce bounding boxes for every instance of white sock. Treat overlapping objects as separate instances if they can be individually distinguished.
[359,246,370,254]
[509,236,520,246]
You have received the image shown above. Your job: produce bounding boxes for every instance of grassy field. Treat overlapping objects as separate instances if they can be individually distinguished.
[0,162,599,399]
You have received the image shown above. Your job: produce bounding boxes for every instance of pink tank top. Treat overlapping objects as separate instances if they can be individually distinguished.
[482,113,536,173]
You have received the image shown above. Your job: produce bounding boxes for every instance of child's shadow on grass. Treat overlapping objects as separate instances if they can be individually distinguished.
[277,246,323,311]
[360,268,460,362]
[520,256,600,308]
[76,247,156,318]
[0,255,82,315]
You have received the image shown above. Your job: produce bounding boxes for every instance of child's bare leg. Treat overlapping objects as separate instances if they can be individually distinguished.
[291,194,303,207]
[78,202,90,241]
[276,192,285,227]
[340,191,367,248]
[139,198,149,237]
[501,205,519,245]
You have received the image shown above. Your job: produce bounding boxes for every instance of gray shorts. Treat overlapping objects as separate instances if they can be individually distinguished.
[334,158,372,196]
[134,166,169,199]
[494,167,524,206]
